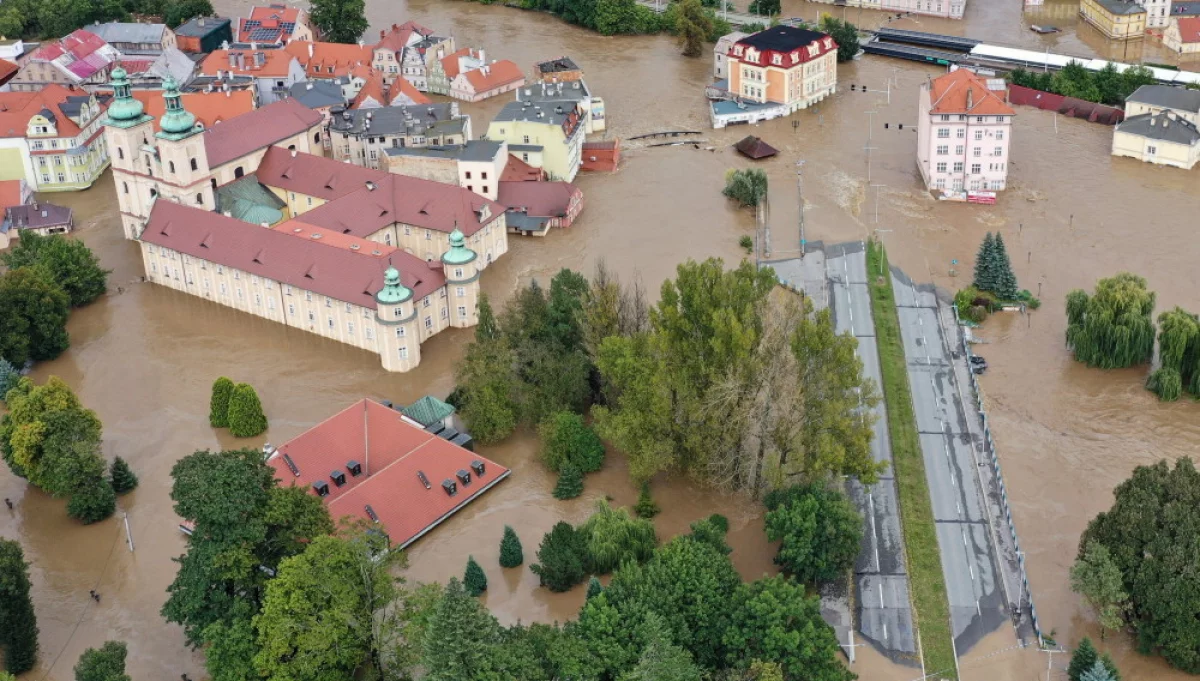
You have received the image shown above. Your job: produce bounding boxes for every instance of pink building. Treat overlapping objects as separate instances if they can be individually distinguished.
[916,69,1015,195]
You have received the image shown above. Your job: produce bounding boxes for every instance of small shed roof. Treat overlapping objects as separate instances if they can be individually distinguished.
[735,135,778,159]
[400,395,456,427]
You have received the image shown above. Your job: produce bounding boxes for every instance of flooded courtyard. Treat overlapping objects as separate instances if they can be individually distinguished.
[3,0,1200,679]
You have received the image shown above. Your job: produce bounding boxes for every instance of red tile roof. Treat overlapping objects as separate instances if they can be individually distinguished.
[0,85,97,138]
[0,180,26,211]
[498,180,579,218]
[440,48,478,80]
[238,5,306,42]
[1177,17,1200,43]
[350,70,431,108]
[462,59,525,94]
[0,59,18,86]
[268,399,510,548]
[298,173,506,238]
[501,154,546,182]
[202,98,323,167]
[375,21,434,53]
[256,145,387,201]
[284,41,374,78]
[131,89,256,131]
[929,68,1016,116]
[141,200,446,307]
[200,49,298,78]
[30,29,109,62]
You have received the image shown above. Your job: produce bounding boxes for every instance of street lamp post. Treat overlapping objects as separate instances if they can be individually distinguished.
[796,159,806,258]
[873,227,893,274]
[871,183,887,224]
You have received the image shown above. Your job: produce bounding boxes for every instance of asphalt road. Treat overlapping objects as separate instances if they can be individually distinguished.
[825,243,916,659]
[890,270,1007,653]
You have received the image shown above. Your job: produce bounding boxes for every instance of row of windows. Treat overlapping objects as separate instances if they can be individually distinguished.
[934,162,1007,175]
[939,128,1005,141]
[935,145,1005,157]
[939,114,1006,123]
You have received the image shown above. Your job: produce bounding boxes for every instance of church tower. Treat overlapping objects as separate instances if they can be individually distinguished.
[154,76,214,212]
[441,227,480,329]
[102,67,156,239]
[375,266,422,372]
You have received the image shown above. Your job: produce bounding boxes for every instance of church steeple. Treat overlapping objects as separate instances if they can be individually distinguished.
[103,67,151,128]
[156,76,199,141]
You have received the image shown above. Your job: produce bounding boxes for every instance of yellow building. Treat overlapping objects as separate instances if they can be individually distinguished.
[1163,17,1200,55]
[486,100,585,182]
[1079,0,1147,39]
[1111,110,1200,169]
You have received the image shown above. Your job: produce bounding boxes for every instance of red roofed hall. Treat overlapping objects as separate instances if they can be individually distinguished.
[266,399,510,548]
[450,59,526,102]
[926,67,1015,116]
[237,4,314,44]
[202,97,323,167]
[285,41,375,79]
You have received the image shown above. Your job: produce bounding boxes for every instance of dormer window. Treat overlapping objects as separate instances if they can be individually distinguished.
[772,54,782,65]
[734,46,743,56]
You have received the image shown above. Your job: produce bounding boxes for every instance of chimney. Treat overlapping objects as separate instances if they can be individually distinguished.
[228,51,237,67]
[290,148,297,157]
[199,17,205,27]
[966,86,973,110]
[306,81,313,90]
[380,30,385,39]
[225,89,230,98]
[308,42,314,58]
[255,52,265,67]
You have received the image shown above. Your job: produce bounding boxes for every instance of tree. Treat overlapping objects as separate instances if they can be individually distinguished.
[553,462,585,500]
[1078,458,1200,673]
[457,312,518,444]
[227,383,267,437]
[531,521,589,592]
[620,612,702,681]
[1,232,109,307]
[1070,541,1129,637]
[634,482,660,518]
[499,525,524,568]
[163,449,333,646]
[1146,308,1199,401]
[1081,659,1117,681]
[722,169,768,207]
[1066,273,1156,369]
[724,576,854,681]
[765,484,862,584]
[586,576,604,600]
[0,539,39,674]
[477,293,500,341]
[973,232,998,293]
[540,412,605,473]
[991,233,1018,300]
[109,456,138,495]
[73,641,129,681]
[688,514,732,556]
[819,16,860,62]
[580,500,658,574]
[0,358,19,401]
[209,377,234,428]
[164,0,214,26]
[0,266,71,366]
[464,556,488,596]
[308,0,367,44]
[748,0,780,15]
[421,578,503,681]
[1068,637,1098,681]
[67,478,117,524]
[676,0,712,58]
[202,604,258,681]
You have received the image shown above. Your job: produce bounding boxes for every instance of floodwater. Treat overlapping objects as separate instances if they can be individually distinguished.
[2,0,1199,679]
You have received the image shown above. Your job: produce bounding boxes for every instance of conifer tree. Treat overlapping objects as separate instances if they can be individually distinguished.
[586,576,603,601]
[0,539,39,674]
[227,383,268,438]
[634,482,660,518]
[109,457,138,495]
[499,526,523,568]
[1068,638,1098,681]
[553,463,584,500]
[0,357,19,401]
[991,233,1019,299]
[209,376,234,428]
[1081,659,1116,681]
[463,556,487,596]
[973,232,997,293]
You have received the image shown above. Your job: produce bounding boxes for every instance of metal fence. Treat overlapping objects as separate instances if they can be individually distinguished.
[953,306,1044,647]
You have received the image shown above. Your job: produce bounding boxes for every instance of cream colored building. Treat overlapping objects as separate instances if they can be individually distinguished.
[1079,0,1147,39]
[1111,111,1200,169]
[1124,84,1200,125]
[487,100,584,182]
[726,26,838,114]
[1163,17,1200,54]
[384,139,507,201]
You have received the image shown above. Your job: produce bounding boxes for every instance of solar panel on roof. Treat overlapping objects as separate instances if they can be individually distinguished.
[250,28,281,41]
[243,20,261,29]
[281,22,296,32]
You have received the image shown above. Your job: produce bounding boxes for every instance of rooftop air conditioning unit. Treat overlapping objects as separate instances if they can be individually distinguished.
[347,460,363,476]
[456,469,471,486]
[330,470,347,487]
[470,460,485,477]
[312,480,330,497]
[441,479,457,496]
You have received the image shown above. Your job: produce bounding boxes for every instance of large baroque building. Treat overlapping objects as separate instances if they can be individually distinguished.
[102,67,508,372]
[803,0,966,19]
[711,26,838,128]
[916,68,1015,194]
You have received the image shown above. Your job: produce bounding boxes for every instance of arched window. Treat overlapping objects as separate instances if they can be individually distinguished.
[287,144,296,151]
[314,132,320,144]
[234,166,244,179]
[145,157,153,176]
[117,147,124,160]
[150,188,158,199]
[122,181,129,194]
[169,161,176,174]
[196,193,203,205]
[190,158,198,171]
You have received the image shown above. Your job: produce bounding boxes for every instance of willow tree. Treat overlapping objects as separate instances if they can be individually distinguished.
[1146,307,1199,401]
[1065,273,1156,369]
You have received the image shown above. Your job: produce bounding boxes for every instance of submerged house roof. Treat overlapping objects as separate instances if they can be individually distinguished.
[734,135,778,159]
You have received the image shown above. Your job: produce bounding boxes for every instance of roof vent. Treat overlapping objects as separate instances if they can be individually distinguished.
[456,469,472,486]
[366,181,377,191]
[330,470,347,487]
[347,460,363,476]
[312,480,330,497]
[282,453,300,476]
[372,249,381,255]
[470,459,485,476]
[293,227,303,233]
[263,443,277,457]
[350,243,360,250]
[441,479,457,496]
[312,233,322,239]
[364,504,380,522]
[417,470,431,489]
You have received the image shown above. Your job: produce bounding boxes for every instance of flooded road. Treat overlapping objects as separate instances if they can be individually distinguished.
[2,0,1199,679]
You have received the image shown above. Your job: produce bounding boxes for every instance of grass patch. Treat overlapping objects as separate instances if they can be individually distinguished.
[865,240,957,680]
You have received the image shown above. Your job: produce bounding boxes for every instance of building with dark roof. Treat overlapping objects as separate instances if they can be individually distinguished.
[487,100,585,181]
[1125,84,1200,125]
[266,399,509,548]
[4,201,74,236]
[89,22,175,55]
[713,26,838,128]
[497,180,583,236]
[175,17,234,54]
[534,56,582,82]
[1112,110,1200,169]
[329,103,470,169]
[516,78,605,133]
[384,139,507,200]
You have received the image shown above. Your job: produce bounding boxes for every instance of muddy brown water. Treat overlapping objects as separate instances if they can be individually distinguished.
[2,1,1198,679]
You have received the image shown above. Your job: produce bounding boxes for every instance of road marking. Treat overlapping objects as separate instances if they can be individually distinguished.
[884,623,889,641]
[879,583,884,606]
[969,564,975,581]
[868,491,881,571]
[962,530,968,548]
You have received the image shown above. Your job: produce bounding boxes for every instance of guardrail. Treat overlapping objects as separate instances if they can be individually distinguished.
[952,305,1044,647]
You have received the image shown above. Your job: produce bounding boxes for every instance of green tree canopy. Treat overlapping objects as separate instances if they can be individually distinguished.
[579,499,658,574]
[67,477,117,524]
[1066,273,1156,369]
[421,578,503,681]
[1070,540,1129,636]
[531,521,589,592]
[1068,637,1098,681]
[73,641,129,681]
[109,456,138,495]
[227,383,267,437]
[765,483,862,584]
[676,0,712,57]
[209,377,234,428]
[0,358,19,401]
[457,295,519,444]
[553,462,585,500]
[0,266,71,366]
[620,612,703,681]
[500,525,524,568]
[1078,458,1200,672]
[308,0,367,43]
[723,169,768,208]
[819,16,861,62]
[1,232,109,307]
[163,0,213,26]
[464,556,488,596]
[540,412,606,473]
[1146,307,1199,401]
[0,538,39,674]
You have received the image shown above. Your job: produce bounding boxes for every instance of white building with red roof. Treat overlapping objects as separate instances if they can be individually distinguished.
[236,4,315,44]
[449,59,526,103]
[102,68,506,371]
[266,399,510,548]
[1165,16,1200,53]
[916,68,1016,194]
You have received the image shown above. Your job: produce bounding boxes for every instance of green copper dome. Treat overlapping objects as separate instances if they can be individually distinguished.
[105,66,150,126]
[441,228,477,267]
[375,266,413,305]
[156,76,198,140]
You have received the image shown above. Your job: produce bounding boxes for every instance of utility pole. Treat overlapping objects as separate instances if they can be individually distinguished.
[1041,646,1065,681]
[864,142,878,182]
[865,109,878,141]
[796,159,806,257]
[874,228,893,274]
[871,184,887,224]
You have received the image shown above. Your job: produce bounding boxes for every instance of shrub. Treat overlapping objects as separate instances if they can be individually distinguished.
[109,457,138,495]
[579,500,658,574]
[738,235,753,253]
[227,383,268,438]
[765,484,862,584]
[586,576,604,600]
[689,514,732,555]
[723,168,768,208]
[634,482,660,519]
[67,479,117,525]
[539,412,605,473]
[209,377,234,428]
[530,521,588,592]
[463,556,487,596]
[553,463,584,500]
[499,525,524,568]
[0,357,19,401]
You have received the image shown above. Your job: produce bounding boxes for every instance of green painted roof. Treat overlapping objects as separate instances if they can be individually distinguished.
[375,266,413,305]
[215,176,286,226]
[441,228,477,266]
[401,395,456,427]
[104,66,151,127]
[156,75,198,140]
